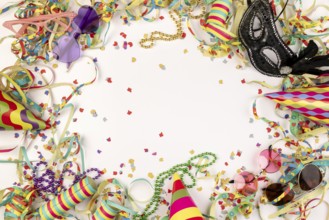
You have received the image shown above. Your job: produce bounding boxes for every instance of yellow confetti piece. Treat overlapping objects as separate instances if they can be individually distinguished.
[132,57,136,62]
[128,159,134,164]
[52,64,58,69]
[189,150,195,155]
[219,80,223,84]
[183,49,188,54]
[197,187,203,191]
[159,158,164,162]
[148,172,154,179]
[100,46,105,51]
[159,64,166,70]
[128,173,133,178]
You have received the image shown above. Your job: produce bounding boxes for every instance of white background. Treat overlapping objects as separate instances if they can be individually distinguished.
[0,0,329,219]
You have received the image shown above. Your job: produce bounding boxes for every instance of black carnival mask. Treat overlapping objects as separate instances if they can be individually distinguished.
[239,0,329,77]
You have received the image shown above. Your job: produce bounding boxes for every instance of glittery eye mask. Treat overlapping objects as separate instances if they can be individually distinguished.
[239,0,329,77]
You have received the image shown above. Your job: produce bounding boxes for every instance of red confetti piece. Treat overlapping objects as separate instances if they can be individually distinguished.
[73,79,78,84]
[152,152,157,156]
[258,89,262,94]
[127,88,132,92]
[128,42,133,47]
[40,69,46,74]
[181,32,186,38]
[106,77,112,83]
[79,108,84,112]
[113,41,118,46]
[241,79,246,84]
[127,110,132,115]
[120,32,127,38]
[159,16,164,20]
[266,127,272,133]
[113,171,117,175]
[144,148,149,152]
[107,137,111,142]
[159,132,164,137]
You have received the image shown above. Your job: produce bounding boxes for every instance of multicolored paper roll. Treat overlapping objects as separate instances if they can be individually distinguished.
[92,200,118,220]
[264,84,329,126]
[205,0,236,42]
[1,186,35,219]
[169,173,203,220]
[0,90,50,131]
[39,177,97,220]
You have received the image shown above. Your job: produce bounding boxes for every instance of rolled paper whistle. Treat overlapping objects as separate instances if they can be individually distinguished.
[38,177,97,220]
[205,0,236,42]
[92,200,119,220]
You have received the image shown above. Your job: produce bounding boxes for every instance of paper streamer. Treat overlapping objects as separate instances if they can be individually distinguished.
[92,200,119,220]
[169,173,203,220]
[38,177,97,219]
[205,0,236,42]
[0,186,35,219]
[0,90,50,131]
[264,84,329,127]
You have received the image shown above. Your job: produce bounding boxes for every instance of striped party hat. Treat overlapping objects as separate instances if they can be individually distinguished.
[169,173,203,220]
[0,90,50,131]
[264,84,329,126]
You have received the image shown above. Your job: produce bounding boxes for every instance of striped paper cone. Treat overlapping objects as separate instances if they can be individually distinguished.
[205,0,236,42]
[0,90,50,131]
[39,177,97,220]
[169,173,203,220]
[92,200,119,220]
[264,84,329,126]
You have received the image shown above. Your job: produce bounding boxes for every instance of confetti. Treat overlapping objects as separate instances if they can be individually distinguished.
[90,109,97,117]
[159,132,164,137]
[183,49,188,54]
[148,172,154,179]
[159,64,166,70]
[127,110,132,115]
[132,57,136,62]
[106,77,112,83]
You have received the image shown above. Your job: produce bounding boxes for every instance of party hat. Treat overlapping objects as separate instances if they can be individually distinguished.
[169,173,203,220]
[264,84,329,126]
[0,90,50,131]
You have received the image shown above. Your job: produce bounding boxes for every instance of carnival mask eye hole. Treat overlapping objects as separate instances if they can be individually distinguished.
[261,48,280,67]
[251,15,263,39]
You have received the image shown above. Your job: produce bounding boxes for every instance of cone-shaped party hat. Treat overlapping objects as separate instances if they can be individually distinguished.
[0,90,50,131]
[169,173,203,220]
[264,84,329,126]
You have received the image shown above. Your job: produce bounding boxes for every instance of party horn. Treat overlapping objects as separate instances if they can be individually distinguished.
[264,84,329,126]
[0,90,50,131]
[38,177,97,219]
[92,200,119,220]
[169,173,203,220]
[205,0,236,42]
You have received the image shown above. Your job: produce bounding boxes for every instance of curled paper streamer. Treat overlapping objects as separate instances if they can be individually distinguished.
[92,200,118,220]
[264,84,329,127]
[38,177,97,219]
[205,0,236,42]
[0,186,35,219]
[169,173,203,220]
[0,90,50,131]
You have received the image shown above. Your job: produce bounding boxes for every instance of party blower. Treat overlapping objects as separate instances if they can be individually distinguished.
[52,6,100,65]
[38,177,97,219]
